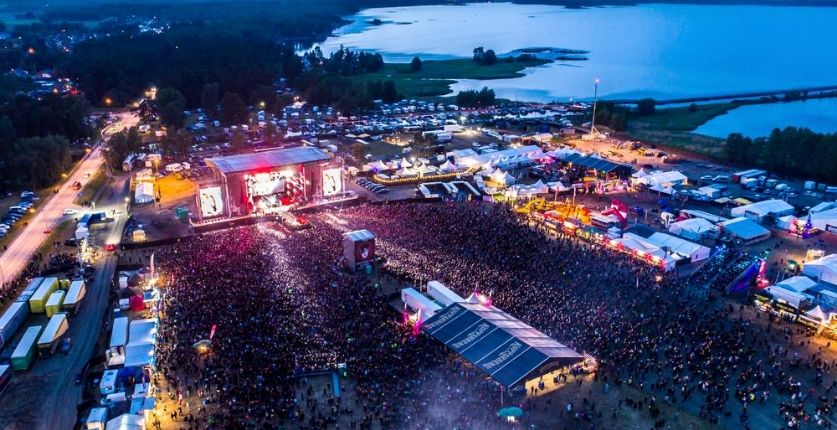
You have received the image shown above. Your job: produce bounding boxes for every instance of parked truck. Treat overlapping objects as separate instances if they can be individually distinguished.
[11,325,43,370]
[0,302,29,350]
[28,277,58,314]
[37,313,69,355]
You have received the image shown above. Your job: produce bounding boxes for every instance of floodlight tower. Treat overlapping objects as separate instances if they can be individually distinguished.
[590,78,601,135]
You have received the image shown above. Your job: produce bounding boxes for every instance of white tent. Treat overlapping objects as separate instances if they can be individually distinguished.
[399,158,413,168]
[765,285,813,309]
[616,233,667,259]
[124,342,155,368]
[134,182,154,205]
[106,414,144,430]
[649,184,674,195]
[415,165,438,176]
[398,167,418,177]
[730,199,794,222]
[775,276,817,293]
[631,168,650,179]
[548,182,570,193]
[809,208,837,232]
[647,232,711,263]
[372,160,389,171]
[490,169,515,185]
[803,254,837,284]
[668,218,717,241]
[439,160,459,172]
[636,170,687,187]
[506,181,548,198]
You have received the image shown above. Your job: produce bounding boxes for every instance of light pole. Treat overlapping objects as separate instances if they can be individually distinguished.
[590,78,600,135]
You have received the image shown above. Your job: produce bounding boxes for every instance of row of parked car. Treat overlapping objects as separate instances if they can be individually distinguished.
[0,191,38,238]
[355,178,390,195]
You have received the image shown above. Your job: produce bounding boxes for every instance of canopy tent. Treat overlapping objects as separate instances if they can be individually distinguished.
[721,217,771,243]
[372,160,390,171]
[803,254,837,285]
[454,145,543,169]
[668,217,717,241]
[438,160,459,173]
[106,414,145,430]
[128,318,157,346]
[548,182,570,193]
[649,184,675,195]
[616,233,667,259]
[730,199,794,222]
[631,168,650,179]
[421,302,583,388]
[489,169,516,186]
[635,170,688,187]
[124,342,155,368]
[415,165,438,176]
[765,285,813,309]
[545,147,582,161]
[775,276,817,293]
[398,158,413,168]
[506,180,549,198]
[397,167,418,177]
[647,232,711,263]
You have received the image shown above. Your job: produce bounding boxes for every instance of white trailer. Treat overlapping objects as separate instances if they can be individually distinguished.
[401,288,442,323]
[63,280,87,313]
[426,281,464,307]
[37,313,69,355]
[107,317,128,367]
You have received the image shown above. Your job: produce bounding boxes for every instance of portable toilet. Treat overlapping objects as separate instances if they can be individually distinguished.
[85,407,108,430]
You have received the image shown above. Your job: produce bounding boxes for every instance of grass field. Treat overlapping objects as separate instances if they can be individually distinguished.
[352,58,551,99]
[628,103,738,158]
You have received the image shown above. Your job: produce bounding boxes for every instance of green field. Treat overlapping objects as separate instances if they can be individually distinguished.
[352,58,551,99]
[628,103,738,158]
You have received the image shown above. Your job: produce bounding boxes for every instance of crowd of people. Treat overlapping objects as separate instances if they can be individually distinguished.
[150,201,836,430]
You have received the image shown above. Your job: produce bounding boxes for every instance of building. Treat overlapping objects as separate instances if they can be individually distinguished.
[201,147,342,218]
[730,199,794,223]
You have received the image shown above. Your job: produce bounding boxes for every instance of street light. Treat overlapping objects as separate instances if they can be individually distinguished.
[590,78,600,135]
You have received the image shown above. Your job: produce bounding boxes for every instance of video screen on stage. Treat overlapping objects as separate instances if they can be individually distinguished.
[322,168,343,196]
[199,186,224,217]
[245,172,287,197]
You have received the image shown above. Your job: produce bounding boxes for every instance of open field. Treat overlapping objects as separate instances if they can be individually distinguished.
[627,103,737,158]
[352,58,551,98]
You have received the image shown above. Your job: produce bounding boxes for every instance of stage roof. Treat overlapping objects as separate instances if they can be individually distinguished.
[421,302,583,387]
[562,153,632,176]
[206,146,330,175]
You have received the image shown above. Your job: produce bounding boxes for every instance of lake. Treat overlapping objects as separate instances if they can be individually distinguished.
[316,2,837,136]
[694,98,837,138]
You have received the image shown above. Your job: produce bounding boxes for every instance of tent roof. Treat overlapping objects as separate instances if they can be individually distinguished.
[562,153,631,175]
[343,229,375,242]
[124,342,155,368]
[731,199,794,217]
[421,302,583,388]
[776,276,817,293]
[669,217,715,232]
[647,232,710,258]
[721,217,771,240]
[106,414,145,430]
[206,146,329,174]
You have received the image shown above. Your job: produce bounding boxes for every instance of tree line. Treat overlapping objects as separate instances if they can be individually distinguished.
[0,94,91,191]
[725,127,837,183]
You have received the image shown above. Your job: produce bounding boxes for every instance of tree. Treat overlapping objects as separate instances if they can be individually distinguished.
[263,122,277,144]
[724,133,752,163]
[381,81,400,104]
[410,56,422,72]
[349,142,366,162]
[231,130,247,150]
[483,49,497,65]
[688,103,698,113]
[456,87,495,107]
[473,47,485,64]
[200,82,220,114]
[156,87,187,128]
[637,98,656,116]
[161,130,191,159]
[220,92,248,126]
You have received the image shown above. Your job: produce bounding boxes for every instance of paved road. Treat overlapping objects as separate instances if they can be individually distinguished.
[0,112,138,287]
[0,170,131,429]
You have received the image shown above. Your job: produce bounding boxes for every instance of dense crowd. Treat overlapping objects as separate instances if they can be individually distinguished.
[152,201,836,430]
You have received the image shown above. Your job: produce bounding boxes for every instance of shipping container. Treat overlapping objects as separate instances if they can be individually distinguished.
[0,302,29,350]
[63,280,87,313]
[29,277,58,313]
[45,290,66,317]
[16,277,44,304]
[11,326,43,371]
[37,313,68,354]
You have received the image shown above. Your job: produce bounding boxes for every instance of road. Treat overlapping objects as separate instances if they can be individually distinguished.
[0,111,138,286]
[0,169,131,430]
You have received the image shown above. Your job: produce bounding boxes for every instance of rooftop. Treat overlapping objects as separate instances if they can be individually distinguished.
[205,146,330,175]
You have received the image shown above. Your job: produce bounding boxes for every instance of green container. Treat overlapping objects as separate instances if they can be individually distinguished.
[176,207,189,221]
[11,326,42,371]
[59,279,70,290]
